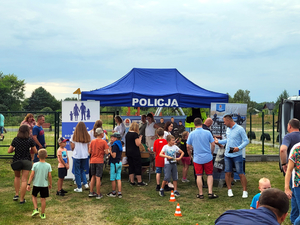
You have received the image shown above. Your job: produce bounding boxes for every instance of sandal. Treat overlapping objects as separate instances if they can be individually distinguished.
[196,194,204,199]
[208,193,219,199]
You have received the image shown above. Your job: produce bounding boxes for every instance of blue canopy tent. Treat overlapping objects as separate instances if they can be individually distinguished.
[81,68,228,108]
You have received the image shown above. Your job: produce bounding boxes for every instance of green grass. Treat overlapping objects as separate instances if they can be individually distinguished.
[0,159,291,225]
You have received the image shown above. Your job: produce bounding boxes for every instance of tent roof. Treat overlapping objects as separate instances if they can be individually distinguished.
[81,68,228,108]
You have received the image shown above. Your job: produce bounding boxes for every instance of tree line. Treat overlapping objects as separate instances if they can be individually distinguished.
[0,71,290,114]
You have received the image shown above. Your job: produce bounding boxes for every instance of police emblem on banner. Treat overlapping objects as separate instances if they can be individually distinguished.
[216,104,226,112]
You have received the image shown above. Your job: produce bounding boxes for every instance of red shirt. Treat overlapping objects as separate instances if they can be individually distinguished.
[153,138,168,167]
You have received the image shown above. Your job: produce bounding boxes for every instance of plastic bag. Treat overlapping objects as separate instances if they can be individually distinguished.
[214,148,225,171]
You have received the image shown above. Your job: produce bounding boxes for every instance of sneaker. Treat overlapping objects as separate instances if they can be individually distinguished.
[106,192,116,197]
[56,191,65,196]
[96,194,103,199]
[159,189,165,197]
[242,191,248,198]
[74,188,82,192]
[228,189,234,197]
[118,193,123,198]
[174,191,180,197]
[130,182,136,186]
[181,178,190,183]
[40,213,46,219]
[84,183,89,189]
[89,192,97,197]
[61,189,68,193]
[156,185,160,191]
[20,199,26,204]
[31,209,39,217]
[137,181,148,186]
[13,195,19,201]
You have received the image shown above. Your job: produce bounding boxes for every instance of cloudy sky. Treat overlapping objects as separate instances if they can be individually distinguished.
[1,0,299,103]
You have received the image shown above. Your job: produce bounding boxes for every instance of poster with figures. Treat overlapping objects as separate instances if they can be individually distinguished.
[62,101,100,179]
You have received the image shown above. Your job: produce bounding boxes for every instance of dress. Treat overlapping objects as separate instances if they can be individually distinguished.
[125,131,142,176]
[215,207,280,225]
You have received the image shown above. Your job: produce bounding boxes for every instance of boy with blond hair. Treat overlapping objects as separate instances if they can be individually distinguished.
[250,177,271,209]
[56,137,69,196]
[88,128,109,199]
[27,149,52,219]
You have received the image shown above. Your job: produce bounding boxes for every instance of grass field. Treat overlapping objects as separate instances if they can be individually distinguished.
[0,160,292,225]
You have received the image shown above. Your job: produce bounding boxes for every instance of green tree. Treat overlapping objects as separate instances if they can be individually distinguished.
[274,90,289,113]
[231,89,255,113]
[0,72,25,111]
[24,87,61,111]
[64,97,78,101]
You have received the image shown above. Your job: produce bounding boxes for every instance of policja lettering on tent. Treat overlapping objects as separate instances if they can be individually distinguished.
[132,98,179,107]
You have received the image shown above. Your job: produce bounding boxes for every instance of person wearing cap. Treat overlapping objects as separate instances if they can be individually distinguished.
[107,132,123,198]
[56,137,69,196]
[215,188,289,225]
[215,114,249,198]
[88,128,109,199]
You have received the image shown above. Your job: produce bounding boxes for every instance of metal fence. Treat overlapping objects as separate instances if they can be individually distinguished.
[0,111,116,159]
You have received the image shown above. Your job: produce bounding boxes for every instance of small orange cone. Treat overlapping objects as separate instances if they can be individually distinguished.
[174,203,182,217]
[169,190,176,202]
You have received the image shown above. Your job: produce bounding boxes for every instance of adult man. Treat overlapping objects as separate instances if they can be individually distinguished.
[157,118,165,129]
[0,113,4,141]
[215,188,289,225]
[177,121,185,137]
[170,117,178,135]
[279,118,300,224]
[280,118,300,173]
[139,115,147,144]
[215,114,249,198]
[32,115,46,162]
[202,118,213,134]
[187,118,218,199]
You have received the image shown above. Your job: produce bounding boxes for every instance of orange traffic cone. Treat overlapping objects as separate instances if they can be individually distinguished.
[169,190,176,202]
[174,203,182,217]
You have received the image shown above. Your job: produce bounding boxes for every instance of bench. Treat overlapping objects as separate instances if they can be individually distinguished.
[42,123,52,131]
[121,151,152,183]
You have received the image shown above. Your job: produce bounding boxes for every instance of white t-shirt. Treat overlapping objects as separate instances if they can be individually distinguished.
[114,123,126,141]
[163,131,171,140]
[88,130,107,142]
[70,135,89,159]
[161,144,180,165]
[145,122,156,137]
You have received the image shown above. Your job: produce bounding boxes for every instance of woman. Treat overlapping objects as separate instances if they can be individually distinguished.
[20,113,36,160]
[89,120,107,142]
[125,122,147,186]
[113,116,126,142]
[8,125,37,203]
[163,121,173,140]
[145,113,159,149]
[70,122,90,192]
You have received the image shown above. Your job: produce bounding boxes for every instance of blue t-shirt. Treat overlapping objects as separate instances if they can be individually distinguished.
[32,125,45,149]
[282,131,300,162]
[0,114,4,127]
[250,193,261,209]
[109,140,122,164]
[215,207,280,225]
[187,127,214,164]
[218,123,249,158]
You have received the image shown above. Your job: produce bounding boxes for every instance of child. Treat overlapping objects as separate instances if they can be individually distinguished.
[107,132,123,198]
[88,128,109,199]
[56,137,69,196]
[159,135,184,197]
[178,131,191,182]
[153,128,168,191]
[250,177,271,209]
[27,149,52,219]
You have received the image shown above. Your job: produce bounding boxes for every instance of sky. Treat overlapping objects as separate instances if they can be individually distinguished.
[1,0,300,104]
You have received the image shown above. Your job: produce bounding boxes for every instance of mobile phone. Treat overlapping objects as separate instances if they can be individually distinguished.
[229,147,234,153]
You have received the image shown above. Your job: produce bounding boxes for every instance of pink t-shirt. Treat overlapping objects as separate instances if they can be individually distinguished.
[57,147,68,168]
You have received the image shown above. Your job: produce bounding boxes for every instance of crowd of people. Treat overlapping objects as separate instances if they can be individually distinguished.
[7,112,300,224]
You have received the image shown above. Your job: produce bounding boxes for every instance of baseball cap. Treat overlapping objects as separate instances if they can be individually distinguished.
[110,132,121,138]
[95,128,103,135]
[58,137,69,143]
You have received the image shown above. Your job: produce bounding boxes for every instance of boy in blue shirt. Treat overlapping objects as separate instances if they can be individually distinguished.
[27,149,52,219]
[250,177,271,209]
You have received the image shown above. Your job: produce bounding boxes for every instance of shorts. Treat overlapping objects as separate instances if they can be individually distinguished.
[156,167,164,174]
[90,163,104,178]
[0,127,3,134]
[110,162,122,181]
[181,156,190,165]
[163,164,178,182]
[58,167,67,179]
[11,160,32,171]
[32,186,49,198]
[194,161,213,176]
[224,155,244,174]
